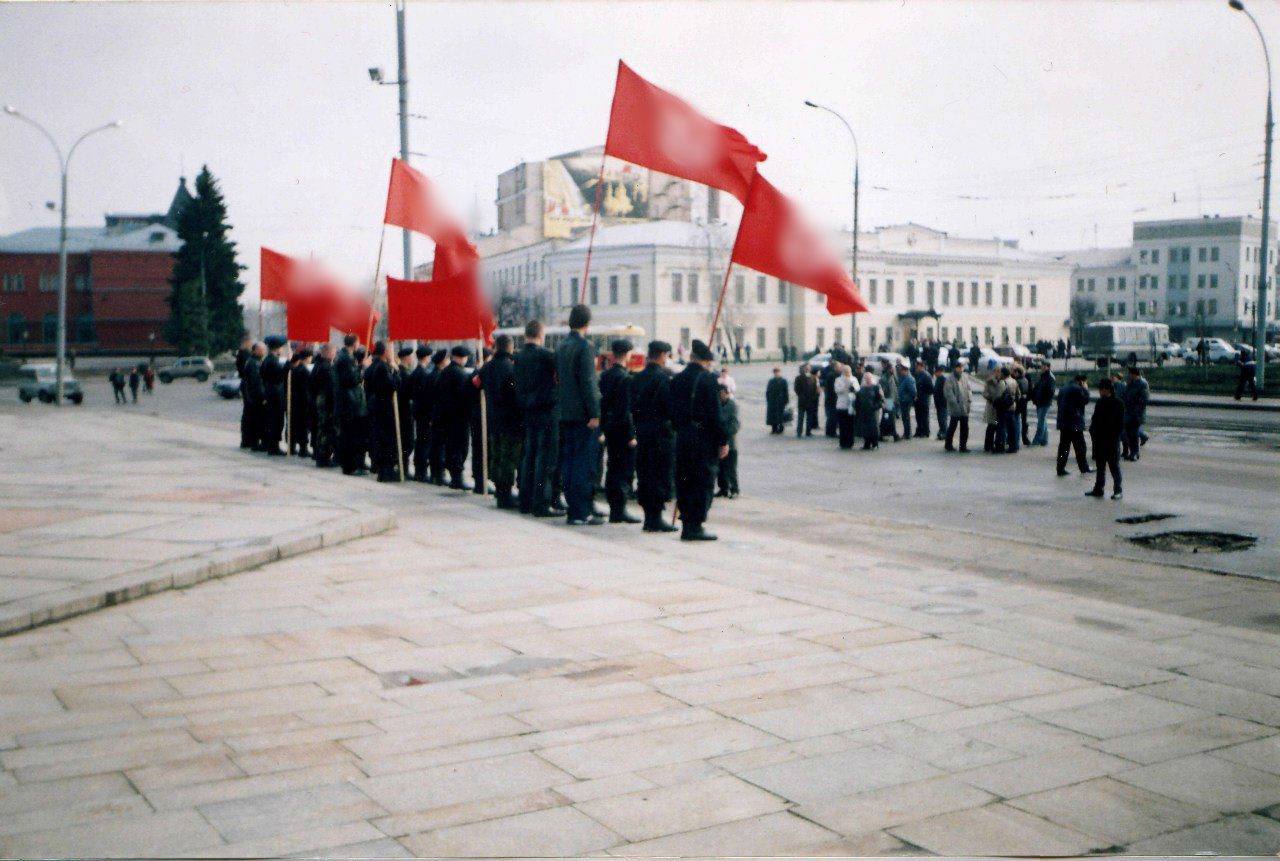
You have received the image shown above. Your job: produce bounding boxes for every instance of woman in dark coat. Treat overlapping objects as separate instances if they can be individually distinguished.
[765,367,789,434]
[854,372,884,449]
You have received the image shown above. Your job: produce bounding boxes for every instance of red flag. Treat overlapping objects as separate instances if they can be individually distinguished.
[605,60,766,203]
[386,271,494,343]
[731,176,867,316]
[260,247,293,302]
[432,227,480,281]
[331,288,378,337]
[383,158,458,239]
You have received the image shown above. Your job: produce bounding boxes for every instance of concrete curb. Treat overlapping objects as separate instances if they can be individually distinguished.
[0,509,396,638]
[1149,396,1279,411]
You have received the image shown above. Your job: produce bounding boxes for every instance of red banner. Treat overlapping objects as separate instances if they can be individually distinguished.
[386,271,494,343]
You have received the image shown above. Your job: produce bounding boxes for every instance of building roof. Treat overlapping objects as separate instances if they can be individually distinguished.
[0,223,182,254]
[1049,247,1134,269]
[557,220,736,252]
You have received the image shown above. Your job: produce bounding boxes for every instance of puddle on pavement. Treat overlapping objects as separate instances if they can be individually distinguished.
[380,655,570,688]
[1128,531,1258,553]
[912,602,981,616]
[1116,513,1178,525]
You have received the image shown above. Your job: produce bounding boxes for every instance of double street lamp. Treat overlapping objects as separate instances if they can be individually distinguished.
[3,107,122,405]
[1229,0,1273,388]
[804,100,860,352]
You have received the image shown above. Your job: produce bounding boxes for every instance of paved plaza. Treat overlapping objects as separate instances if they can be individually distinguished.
[1,390,1280,856]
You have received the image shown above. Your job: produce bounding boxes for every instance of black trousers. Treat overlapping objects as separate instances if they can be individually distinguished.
[369,409,400,480]
[470,409,485,486]
[429,419,447,483]
[604,430,636,517]
[824,401,838,437]
[519,416,557,513]
[716,447,739,494]
[900,406,912,439]
[914,401,929,437]
[635,425,674,520]
[837,412,855,449]
[674,432,717,530]
[935,404,948,439]
[1017,400,1030,444]
[444,420,470,486]
[240,400,260,447]
[412,415,432,481]
[1092,441,1122,492]
[946,416,969,450]
[1057,429,1089,473]
[1235,375,1259,400]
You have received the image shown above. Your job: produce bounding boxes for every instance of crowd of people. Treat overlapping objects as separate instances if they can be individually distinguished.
[764,343,1150,500]
[235,304,735,541]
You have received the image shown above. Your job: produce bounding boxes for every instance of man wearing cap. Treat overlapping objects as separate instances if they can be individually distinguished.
[632,340,678,532]
[287,347,312,458]
[437,346,475,490]
[395,346,417,476]
[363,342,402,482]
[556,304,603,525]
[477,334,523,509]
[407,345,434,482]
[236,336,256,449]
[514,320,560,517]
[426,348,451,484]
[260,335,289,456]
[599,339,640,524]
[334,334,368,476]
[669,339,729,541]
[1056,373,1092,476]
[242,341,266,452]
[310,343,339,468]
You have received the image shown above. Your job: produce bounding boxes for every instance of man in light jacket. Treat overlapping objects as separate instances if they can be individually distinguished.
[943,364,972,452]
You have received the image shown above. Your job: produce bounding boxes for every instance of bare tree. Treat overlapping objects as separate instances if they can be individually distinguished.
[695,221,754,352]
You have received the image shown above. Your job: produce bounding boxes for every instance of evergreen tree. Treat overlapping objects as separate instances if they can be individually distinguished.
[168,166,245,354]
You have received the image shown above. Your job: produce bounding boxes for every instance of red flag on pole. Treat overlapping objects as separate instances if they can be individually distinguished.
[731,176,867,316]
[386,271,495,343]
[605,61,766,204]
[260,247,293,302]
[383,158,455,238]
[331,288,378,337]
[432,227,481,281]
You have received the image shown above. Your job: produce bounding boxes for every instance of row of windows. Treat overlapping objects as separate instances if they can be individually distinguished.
[1139,245,1275,266]
[1079,272,1232,293]
[677,323,1041,352]
[1082,299,1278,318]
[864,278,1038,310]
[4,313,95,344]
[1,273,91,292]
[493,258,546,290]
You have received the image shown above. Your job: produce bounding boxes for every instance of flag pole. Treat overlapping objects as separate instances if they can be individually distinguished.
[285,363,292,456]
[707,262,735,347]
[257,298,264,340]
[579,149,608,304]
[368,224,388,347]
[476,327,489,497]
[391,364,406,482]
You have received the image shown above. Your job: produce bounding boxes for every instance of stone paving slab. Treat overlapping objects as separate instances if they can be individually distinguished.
[0,409,394,636]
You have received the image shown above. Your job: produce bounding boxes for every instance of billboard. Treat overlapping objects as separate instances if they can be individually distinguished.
[542,152,652,239]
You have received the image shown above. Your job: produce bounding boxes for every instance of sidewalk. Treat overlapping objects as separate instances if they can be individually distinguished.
[0,409,393,636]
[0,410,1278,856]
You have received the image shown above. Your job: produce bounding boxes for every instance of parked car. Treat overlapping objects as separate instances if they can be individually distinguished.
[1183,337,1239,364]
[17,364,83,404]
[158,356,214,383]
[965,347,1014,374]
[1157,342,1184,359]
[863,351,909,371]
[995,344,1046,366]
[806,352,832,372]
[212,373,241,399]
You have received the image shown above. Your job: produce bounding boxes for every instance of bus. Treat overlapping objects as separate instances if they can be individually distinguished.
[492,324,648,371]
[1081,321,1170,367]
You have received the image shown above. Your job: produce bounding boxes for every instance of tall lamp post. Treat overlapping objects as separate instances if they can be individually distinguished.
[1229,0,1272,389]
[4,107,121,405]
[369,0,412,283]
[805,99,859,352]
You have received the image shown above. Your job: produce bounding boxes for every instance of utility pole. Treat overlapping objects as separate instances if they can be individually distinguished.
[396,0,411,282]
[804,100,859,352]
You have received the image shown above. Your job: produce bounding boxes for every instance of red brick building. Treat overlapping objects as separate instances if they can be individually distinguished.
[0,179,191,357]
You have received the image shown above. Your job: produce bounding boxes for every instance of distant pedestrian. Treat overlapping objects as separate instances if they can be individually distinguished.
[128,367,140,403]
[1124,365,1149,460]
[1087,377,1124,499]
[912,360,932,438]
[745,344,752,363]
[718,367,736,398]
[878,360,899,442]
[943,364,971,452]
[1056,373,1092,476]
[932,366,948,441]
[765,367,789,434]
[793,364,819,437]
[110,368,127,404]
[143,365,155,394]
[896,363,917,439]
[855,372,883,449]
[982,369,1001,452]
[1234,350,1259,401]
[715,384,740,498]
[834,363,856,449]
[1031,361,1057,447]
[1014,364,1031,447]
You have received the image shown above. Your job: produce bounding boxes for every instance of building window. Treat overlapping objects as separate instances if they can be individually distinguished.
[1106,303,1115,316]
[1030,284,1038,307]
[1015,326,1023,343]
[777,280,787,303]
[985,282,993,305]
[671,273,683,302]
[1182,248,1191,263]
[756,327,766,349]
[984,326,992,344]
[941,326,949,341]
[886,279,895,304]
[569,277,578,304]
[1000,326,1009,343]
[1151,275,1158,290]
[41,313,57,343]
[1151,249,1159,264]
[1195,299,1205,316]
[941,281,950,306]
[833,327,842,346]
[589,276,599,305]
[1152,301,1158,314]
[1,274,23,292]
[689,273,699,303]
[6,313,24,343]
[970,326,978,344]
[629,273,640,304]
[679,327,691,347]
[1211,246,1219,262]
[1087,278,1095,292]
[608,275,618,305]
[1077,278,1085,291]
[1106,277,1115,292]
[957,283,964,306]
[926,281,935,306]
[734,275,744,304]
[868,279,877,305]
[1118,277,1126,291]
[1138,300,1147,315]
[969,282,978,305]
[868,327,877,348]
[1198,247,1207,262]
[1029,326,1037,343]
[1197,274,1206,289]
[1139,275,1147,289]
[756,276,766,303]
[1015,284,1023,307]
[906,280,915,304]
[75,313,95,342]
[1139,250,1148,263]
[1120,302,1128,316]
[1208,299,1218,315]
[1209,274,1218,289]
[39,274,58,292]
[1001,283,1009,306]
[777,327,787,350]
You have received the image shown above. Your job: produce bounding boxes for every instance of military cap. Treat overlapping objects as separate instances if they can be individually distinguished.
[397,346,415,359]
[648,340,672,357]
[690,339,714,361]
[264,335,287,350]
[450,345,471,358]
[611,338,634,355]
[416,345,432,359]
[432,348,448,364]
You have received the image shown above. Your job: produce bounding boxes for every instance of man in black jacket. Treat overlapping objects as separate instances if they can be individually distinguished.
[260,336,289,456]
[407,345,435,482]
[632,341,677,532]
[1055,374,1091,476]
[241,342,266,452]
[437,345,474,490]
[913,360,933,438]
[556,304,602,526]
[310,343,338,468]
[515,320,560,517]
[477,334,523,508]
[599,339,640,524]
[426,348,451,485]
[364,342,402,482]
[287,348,312,458]
[236,337,255,449]
[1087,377,1124,499]
[669,340,728,541]
[1031,361,1057,447]
[396,346,416,478]
[334,334,368,475]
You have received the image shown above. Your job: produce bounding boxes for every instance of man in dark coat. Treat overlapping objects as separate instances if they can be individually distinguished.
[599,339,639,524]
[1087,377,1124,499]
[715,385,740,498]
[436,345,474,490]
[556,304,602,526]
[821,362,839,437]
[632,340,677,533]
[241,342,266,451]
[259,335,288,456]
[287,348,312,458]
[912,360,933,438]
[310,343,338,468]
[1234,349,1259,401]
[1123,365,1150,460]
[514,320,560,517]
[469,348,489,495]
[426,349,451,485]
[1055,374,1092,476]
[236,337,255,449]
[477,334,523,508]
[932,366,948,440]
[334,334,368,475]
[363,341,402,482]
[407,346,435,482]
[669,339,728,541]
[395,346,416,477]
[765,367,789,434]
[793,364,819,437]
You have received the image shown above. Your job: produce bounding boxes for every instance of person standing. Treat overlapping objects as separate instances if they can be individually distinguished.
[287,348,312,458]
[670,340,728,541]
[477,334,523,509]
[1123,365,1150,460]
[334,335,367,475]
[1234,349,1259,401]
[932,366,948,440]
[515,321,560,516]
[896,363,917,440]
[982,368,1001,452]
[1087,377,1124,499]
[396,346,416,477]
[1014,364,1031,447]
[599,339,640,524]
[1031,361,1057,447]
[855,371,883,449]
[235,338,254,446]
[143,364,155,394]
[793,364,819,437]
[407,345,435,482]
[765,367,789,434]
[632,340,678,532]
[468,348,489,495]
[1111,370,1129,458]
[260,336,288,456]
[556,304,603,526]
[912,360,932,438]
[364,342,402,483]
[128,366,141,403]
[242,345,266,449]
[715,384,741,497]
[834,363,856,449]
[821,361,839,437]
[878,360,899,442]
[943,363,971,452]
[1056,373,1092,476]
[310,342,338,468]
[998,366,1019,453]
[110,368,127,405]
[436,346,474,490]
[426,349,450,484]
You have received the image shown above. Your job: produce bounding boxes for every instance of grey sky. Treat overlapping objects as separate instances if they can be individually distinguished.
[1,0,1274,301]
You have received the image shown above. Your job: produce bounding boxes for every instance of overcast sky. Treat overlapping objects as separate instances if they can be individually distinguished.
[1,0,1275,300]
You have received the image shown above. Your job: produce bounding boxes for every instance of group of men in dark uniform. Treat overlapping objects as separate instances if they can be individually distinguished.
[235,303,731,541]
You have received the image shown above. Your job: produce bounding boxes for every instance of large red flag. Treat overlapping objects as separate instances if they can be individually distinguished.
[386,271,495,343]
[432,227,480,281]
[282,256,336,341]
[330,285,378,337]
[383,158,458,239]
[260,247,293,302]
[605,61,766,204]
[731,176,867,316]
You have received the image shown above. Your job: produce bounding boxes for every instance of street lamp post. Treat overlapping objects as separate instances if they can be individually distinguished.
[1230,0,1273,389]
[805,100,859,353]
[4,107,121,404]
[369,0,412,283]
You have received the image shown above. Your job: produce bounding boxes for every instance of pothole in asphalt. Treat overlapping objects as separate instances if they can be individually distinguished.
[1116,513,1178,525]
[1128,531,1258,553]
[912,603,982,616]
[921,585,978,598]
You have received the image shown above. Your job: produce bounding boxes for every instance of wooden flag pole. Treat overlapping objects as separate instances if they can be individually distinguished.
[367,225,388,347]
[579,150,609,304]
[257,298,264,340]
[285,365,292,456]
[391,374,406,482]
[476,329,489,497]
[707,262,736,348]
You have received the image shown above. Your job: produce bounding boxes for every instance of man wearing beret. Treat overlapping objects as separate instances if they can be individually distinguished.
[437,345,475,490]
[396,346,417,477]
[260,335,289,456]
[287,346,313,459]
[669,339,729,541]
[599,338,640,524]
[631,340,678,532]
[242,341,266,452]
[407,345,434,482]
[334,334,368,476]
[364,341,403,482]
[556,304,603,526]
[310,342,339,468]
